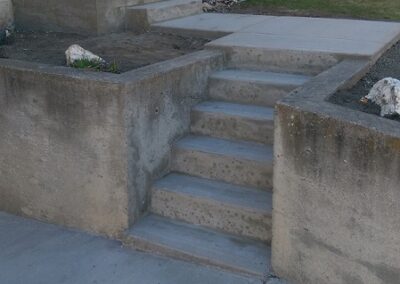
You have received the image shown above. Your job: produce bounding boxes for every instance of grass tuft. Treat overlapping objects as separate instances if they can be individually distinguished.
[70,59,121,74]
[238,0,400,20]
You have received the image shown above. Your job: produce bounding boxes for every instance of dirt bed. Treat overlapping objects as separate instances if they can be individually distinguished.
[329,40,400,122]
[0,31,208,73]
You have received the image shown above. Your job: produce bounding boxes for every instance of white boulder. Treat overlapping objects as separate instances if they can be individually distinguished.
[65,44,105,66]
[362,77,400,117]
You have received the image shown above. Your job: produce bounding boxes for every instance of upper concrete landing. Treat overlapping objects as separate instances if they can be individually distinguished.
[155,13,400,60]
[153,13,277,37]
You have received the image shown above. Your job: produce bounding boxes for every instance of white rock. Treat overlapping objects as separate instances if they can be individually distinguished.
[363,77,400,117]
[65,44,105,66]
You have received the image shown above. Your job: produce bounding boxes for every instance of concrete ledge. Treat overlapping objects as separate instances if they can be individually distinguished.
[0,50,224,237]
[272,58,400,283]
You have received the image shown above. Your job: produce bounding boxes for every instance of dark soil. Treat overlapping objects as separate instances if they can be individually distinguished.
[328,40,400,122]
[0,31,208,73]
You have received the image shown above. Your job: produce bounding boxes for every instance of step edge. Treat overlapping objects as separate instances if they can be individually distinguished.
[192,105,275,122]
[124,215,269,278]
[152,181,273,214]
[173,140,274,164]
[124,232,265,278]
[209,71,311,86]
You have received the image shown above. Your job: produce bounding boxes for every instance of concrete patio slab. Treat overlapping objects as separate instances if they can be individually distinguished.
[155,14,400,60]
[153,13,276,37]
[0,211,262,284]
[240,16,400,44]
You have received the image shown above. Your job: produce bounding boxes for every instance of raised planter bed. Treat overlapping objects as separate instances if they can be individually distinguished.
[272,44,400,283]
[0,31,222,237]
[330,40,400,122]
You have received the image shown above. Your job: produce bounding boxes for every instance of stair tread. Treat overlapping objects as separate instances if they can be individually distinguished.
[174,135,273,163]
[129,0,200,10]
[193,101,274,121]
[211,69,311,86]
[128,214,271,276]
[154,173,272,212]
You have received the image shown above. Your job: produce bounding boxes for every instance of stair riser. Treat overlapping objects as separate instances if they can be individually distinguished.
[171,147,273,189]
[190,110,274,144]
[123,236,264,278]
[151,189,272,242]
[221,47,338,75]
[208,77,296,107]
[127,1,202,32]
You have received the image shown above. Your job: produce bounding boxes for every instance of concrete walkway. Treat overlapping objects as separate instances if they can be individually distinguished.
[154,13,400,60]
[0,212,262,284]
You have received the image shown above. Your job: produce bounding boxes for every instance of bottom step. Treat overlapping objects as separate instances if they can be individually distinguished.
[123,214,271,278]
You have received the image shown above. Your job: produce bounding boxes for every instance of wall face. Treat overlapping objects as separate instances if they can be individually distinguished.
[13,0,98,34]
[0,50,224,236]
[96,0,146,34]
[0,0,13,31]
[272,60,400,284]
[0,62,129,237]
[12,0,146,34]
[120,50,224,223]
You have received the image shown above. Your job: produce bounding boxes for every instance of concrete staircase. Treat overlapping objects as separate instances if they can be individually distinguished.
[124,68,311,279]
[126,0,203,32]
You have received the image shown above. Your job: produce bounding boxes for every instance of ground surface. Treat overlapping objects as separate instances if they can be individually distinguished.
[0,31,207,73]
[330,40,400,122]
[226,0,400,21]
[0,211,265,284]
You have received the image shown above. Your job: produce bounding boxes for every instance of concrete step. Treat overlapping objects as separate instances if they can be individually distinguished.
[124,214,271,278]
[206,33,341,75]
[191,101,274,144]
[171,135,273,189]
[151,173,272,242]
[208,70,311,107]
[126,0,203,32]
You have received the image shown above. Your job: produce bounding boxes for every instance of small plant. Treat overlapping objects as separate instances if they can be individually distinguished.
[107,60,120,74]
[70,58,120,74]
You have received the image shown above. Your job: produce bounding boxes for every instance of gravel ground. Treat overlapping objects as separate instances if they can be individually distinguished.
[329,40,400,122]
[0,31,208,73]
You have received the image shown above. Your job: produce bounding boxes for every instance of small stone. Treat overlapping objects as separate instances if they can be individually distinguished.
[362,77,400,117]
[65,44,105,66]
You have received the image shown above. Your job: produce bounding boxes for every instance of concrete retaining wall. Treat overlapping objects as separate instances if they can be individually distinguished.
[272,59,400,284]
[12,0,150,34]
[0,0,13,31]
[0,50,224,237]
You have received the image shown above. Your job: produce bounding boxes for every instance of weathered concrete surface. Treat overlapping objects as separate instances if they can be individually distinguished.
[124,214,271,278]
[208,70,311,107]
[191,101,275,144]
[119,50,224,226]
[13,0,98,34]
[151,173,272,241]
[153,13,275,38]
[127,0,203,32]
[0,61,129,237]
[272,59,400,284]
[12,0,159,34]
[171,135,274,189]
[0,211,262,284]
[0,0,13,31]
[0,50,223,237]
